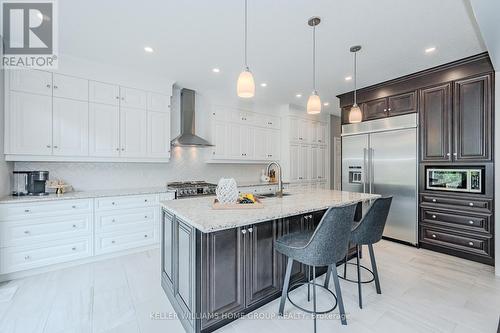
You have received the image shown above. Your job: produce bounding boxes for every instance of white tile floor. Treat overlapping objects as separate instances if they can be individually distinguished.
[0,240,499,333]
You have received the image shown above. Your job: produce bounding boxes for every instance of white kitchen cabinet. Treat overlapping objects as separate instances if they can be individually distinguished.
[266,130,280,160]
[317,146,327,181]
[289,118,299,142]
[53,74,88,101]
[289,144,299,182]
[254,127,268,160]
[9,91,53,155]
[317,122,327,145]
[10,70,52,96]
[211,121,228,159]
[227,124,241,159]
[120,87,147,109]
[148,92,170,112]
[89,103,120,157]
[89,81,120,105]
[53,98,89,156]
[239,125,254,159]
[147,111,171,158]
[310,145,319,181]
[298,144,308,181]
[120,107,148,157]
[299,119,310,143]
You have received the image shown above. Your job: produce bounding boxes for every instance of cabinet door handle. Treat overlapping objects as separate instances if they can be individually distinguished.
[453,153,457,157]
[111,219,116,222]
[47,145,51,148]
[144,234,148,238]
[431,234,437,238]
[46,84,51,88]
[248,227,253,233]
[432,199,437,203]
[432,215,436,219]
[72,247,77,251]
[468,242,474,246]
[469,202,474,207]
[72,205,77,209]
[54,85,58,89]
[144,216,148,219]
[72,224,77,228]
[116,148,120,151]
[121,148,125,151]
[24,230,30,234]
[24,209,30,213]
[241,229,247,234]
[111,240,116,244]
[468,220,474,225]
[111,202,116,205]
[24,255,31,260]
[446,153,451,157]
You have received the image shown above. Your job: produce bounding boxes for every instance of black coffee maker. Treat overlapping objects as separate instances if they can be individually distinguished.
[27,171,49,196]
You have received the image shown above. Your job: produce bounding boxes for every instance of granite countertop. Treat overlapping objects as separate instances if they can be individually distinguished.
[161,189,380,233]
[237,181,290,187]
[0,187,176,204]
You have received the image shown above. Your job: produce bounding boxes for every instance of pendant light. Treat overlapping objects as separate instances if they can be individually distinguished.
[349,45,362,123]
[237,0,255,98]
[306,17,321,115]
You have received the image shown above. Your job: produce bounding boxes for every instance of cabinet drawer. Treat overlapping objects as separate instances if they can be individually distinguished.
[0,237,92,274]
[96,207,156,233]
[95,194,157,210]
[420,194,491,212]
[95,229,156,255]
[420,208,491,234]
[0,214,92,248]
[420,226,492,258]
[0,199,92,221]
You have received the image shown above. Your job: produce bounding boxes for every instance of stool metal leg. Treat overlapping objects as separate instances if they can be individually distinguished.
[331,265,347,325]
[279,257,293,316]
[312,266,317,333]
[368,244,381,294]
[323,265,332,289]
[343,253,347,279]
[356,245,363,309]
[307,265,311,302]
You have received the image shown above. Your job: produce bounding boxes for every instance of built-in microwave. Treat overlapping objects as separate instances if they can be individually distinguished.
[426,167,483,193]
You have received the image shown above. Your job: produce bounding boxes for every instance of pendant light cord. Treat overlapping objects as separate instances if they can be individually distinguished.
[244,0,248,68]
[312,25,316,92]
[353,51,357,105]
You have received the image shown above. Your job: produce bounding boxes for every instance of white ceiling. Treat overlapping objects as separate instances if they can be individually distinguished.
[59,0,485,114]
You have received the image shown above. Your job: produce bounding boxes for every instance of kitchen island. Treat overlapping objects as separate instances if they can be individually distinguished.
[160,190,379,333]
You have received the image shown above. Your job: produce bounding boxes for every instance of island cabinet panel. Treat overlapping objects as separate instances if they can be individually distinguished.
[453,74,492,161]
[280,215,307,284]
[201,227,245,330]
[161,211,174,290]
[245,220,281,306]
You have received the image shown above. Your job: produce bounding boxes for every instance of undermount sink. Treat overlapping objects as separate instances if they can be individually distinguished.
[256,192,292,198]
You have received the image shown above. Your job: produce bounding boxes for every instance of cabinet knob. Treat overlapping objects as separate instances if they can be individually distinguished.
[72,205,77,209]
[144,234,148,238]
[241,229,247,234]
[468,220,474,225]
[431,234,437,238]
[46,84,51,88]
[72,224,77,228]
[468,242,474,246]
[144,216,148,219]
[24,255,30,260]
[383,108,387,112]
[24,230,30,234]
[111,240,116,244]
[453,153,457,157]
[116,96,120,99]
[111,219,116,222]
[54,85,58,89]
[388,108,391,111]
[47,145,51,148]
[432,199,437,203]
[72,247,77,251]
[121,148,125,151]
[24,209,30,213]
[469,202,474,207]
[116,148,120,151]
[248,227,253,233]
[432,215,436,219]
[111,202,116,205]
[446,153,451,157]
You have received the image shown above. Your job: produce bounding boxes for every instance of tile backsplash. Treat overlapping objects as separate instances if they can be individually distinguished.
[15,148,265,191]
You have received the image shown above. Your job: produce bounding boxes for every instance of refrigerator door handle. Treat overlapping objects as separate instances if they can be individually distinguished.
[370,148,374,194]
[363,148,367,194]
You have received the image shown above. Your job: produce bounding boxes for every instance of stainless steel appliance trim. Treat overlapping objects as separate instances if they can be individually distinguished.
[342,113,417,136]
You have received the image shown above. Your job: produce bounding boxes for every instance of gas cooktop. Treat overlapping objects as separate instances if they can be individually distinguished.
[167,181,217,198]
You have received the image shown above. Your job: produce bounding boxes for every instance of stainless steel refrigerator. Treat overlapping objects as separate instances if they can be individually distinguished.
[342,114,418,245]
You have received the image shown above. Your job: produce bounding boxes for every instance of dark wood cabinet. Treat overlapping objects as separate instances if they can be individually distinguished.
[453,74,492,161]
[341,106,352,124]
[201,227,246,329]
[363,97,388,121]
[388,91,417,116]
[245,220,281,306]
[419,83,452,162]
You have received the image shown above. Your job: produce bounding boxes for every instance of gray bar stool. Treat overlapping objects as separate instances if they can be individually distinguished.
[275,203,357,331]
[325,197,392,309]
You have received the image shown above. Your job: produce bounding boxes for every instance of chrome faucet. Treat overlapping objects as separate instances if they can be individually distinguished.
[266,161,283,197]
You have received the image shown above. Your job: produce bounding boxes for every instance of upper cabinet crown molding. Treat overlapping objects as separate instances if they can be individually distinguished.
[5,69,172,163]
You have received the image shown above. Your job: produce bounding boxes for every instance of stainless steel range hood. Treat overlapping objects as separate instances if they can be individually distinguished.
[171,88,213,147]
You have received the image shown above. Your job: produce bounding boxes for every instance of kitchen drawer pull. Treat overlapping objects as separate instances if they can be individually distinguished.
[432,215,436,219]
[432,234,437,238]
[469,202,474,207]
[468,220,474,225]
[432,199,437,203]
[468,242,474,246]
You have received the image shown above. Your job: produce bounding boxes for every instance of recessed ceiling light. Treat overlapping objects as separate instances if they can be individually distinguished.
[345,76,352,81]
[295,94,302,98]
[260,83,267,87]
[425,47,436,54]
[323,102,330,106]
[144,46,154,53]
[212,68,220,73]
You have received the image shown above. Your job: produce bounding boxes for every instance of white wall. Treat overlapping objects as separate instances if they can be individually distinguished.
[13,55,275,191]
[468,0,500,275]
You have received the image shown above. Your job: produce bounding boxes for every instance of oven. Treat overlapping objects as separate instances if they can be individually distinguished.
[426,167,483,194]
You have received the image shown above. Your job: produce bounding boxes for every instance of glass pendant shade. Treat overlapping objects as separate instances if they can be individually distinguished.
[307,92,321,114]
[237,68,255,98]
[349,104,362,123]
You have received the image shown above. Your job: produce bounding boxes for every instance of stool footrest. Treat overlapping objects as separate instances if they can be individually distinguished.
[338,262,375,284]
[287,281,338,315]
